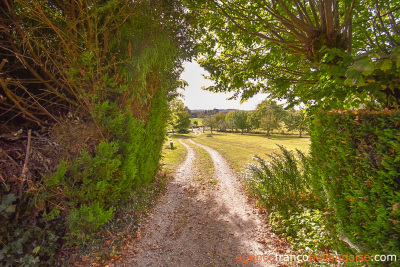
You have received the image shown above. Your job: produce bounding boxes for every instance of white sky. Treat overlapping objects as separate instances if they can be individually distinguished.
[179,61,267,110]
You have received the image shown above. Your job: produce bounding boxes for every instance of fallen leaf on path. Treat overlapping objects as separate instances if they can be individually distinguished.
[257,237,266,244]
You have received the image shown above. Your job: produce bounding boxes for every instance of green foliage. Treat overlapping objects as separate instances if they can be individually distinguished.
[225,110,236,131]
[253,100,286,136]
[0,0,194,265]
[213,112,228,131]
[56,98,170,241]
[178,129,190,134]
[169,99,191,132]
[344,48,400,105]
[67,203,114,240]
[242,145,312,213]
[270,208,333,253]
[310,109,400,256]
[230,110,250,134]
[187,0,400,108]
[45,160,68,187]
[284,110,310,137]
[0,194,17,215]
[191,118,203,127]
[68,140,122,202]
[0,195,60,266]
[242,145,334,253]
[246,111,260,130]
[203,114,218,134]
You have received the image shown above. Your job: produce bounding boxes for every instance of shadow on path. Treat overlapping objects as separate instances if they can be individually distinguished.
[119,139,293,267]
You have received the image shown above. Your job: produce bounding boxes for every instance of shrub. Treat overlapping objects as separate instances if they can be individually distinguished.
[270,208,333,253]
[310,109,400,256]
[44,99,169,242]
[242,146,335,254]
[178,129,189,134]
[67,202,114,240]
[242,145,312,213]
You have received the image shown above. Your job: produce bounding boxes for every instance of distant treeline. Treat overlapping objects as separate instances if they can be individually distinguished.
[190,108,240,118]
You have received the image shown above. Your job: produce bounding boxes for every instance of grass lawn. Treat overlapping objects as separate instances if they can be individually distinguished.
[161,134,190,173]
[191,118,203,126]
[181,139,218,189]
[192,130,311,174]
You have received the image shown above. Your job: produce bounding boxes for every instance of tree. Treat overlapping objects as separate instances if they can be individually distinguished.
[203,114,218,134]
[254,100,286,137]
[284,110,309,138]
[232,110,249,134]
[187,0,400,109]
[225,110,236,132]
[247,111,261,130]
[169,99,191,133]
[214,112,228,131]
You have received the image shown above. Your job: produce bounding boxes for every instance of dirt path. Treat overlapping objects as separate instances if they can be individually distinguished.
[119,138,293,267]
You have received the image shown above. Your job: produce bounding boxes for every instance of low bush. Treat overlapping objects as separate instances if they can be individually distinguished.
[269,208,333,253]
[0,98,171,264]
[242,146,334,253]
[242,145,312,213]
[177,129,190,134]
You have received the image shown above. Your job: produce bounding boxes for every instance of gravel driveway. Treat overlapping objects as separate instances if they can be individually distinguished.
[118,138,294,267]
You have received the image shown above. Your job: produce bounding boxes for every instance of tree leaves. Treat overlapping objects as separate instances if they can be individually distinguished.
[187,0,400,108]
[342,50,400,104]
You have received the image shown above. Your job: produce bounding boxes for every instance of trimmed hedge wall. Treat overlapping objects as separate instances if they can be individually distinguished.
[310,109,400,256]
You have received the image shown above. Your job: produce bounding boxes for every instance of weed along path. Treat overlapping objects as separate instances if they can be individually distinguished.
[119,138,293,267]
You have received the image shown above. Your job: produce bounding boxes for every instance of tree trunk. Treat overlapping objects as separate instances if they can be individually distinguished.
[299,130,302,138]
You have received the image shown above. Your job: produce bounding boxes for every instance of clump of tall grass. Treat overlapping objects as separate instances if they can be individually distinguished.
[242,145,312,213]
[242,145,335,253]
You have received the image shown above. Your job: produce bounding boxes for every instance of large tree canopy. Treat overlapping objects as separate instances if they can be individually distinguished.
[187,0,400,109]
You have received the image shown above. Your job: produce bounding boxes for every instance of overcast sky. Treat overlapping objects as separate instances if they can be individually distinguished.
[179,61,267,110]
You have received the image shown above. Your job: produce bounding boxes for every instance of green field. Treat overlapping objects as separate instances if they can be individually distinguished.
[161,135,189,173]
[190,118,203,126]
[192,131,311,173]
[162,131,311,175]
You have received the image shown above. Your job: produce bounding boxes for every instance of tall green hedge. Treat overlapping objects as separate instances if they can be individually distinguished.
[310,109,400,256]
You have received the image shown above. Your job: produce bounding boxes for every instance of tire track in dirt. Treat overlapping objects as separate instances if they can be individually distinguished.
[119,138,293,267]
[188,139,293,265]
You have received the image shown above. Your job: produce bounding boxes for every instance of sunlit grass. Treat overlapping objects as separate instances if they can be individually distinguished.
[184,139,218,189]
[191,118,203,126]
[161,134,190,173]
[192,130,311,173]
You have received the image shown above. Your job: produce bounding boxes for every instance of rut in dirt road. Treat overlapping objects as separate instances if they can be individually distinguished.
[119,138,293,267]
